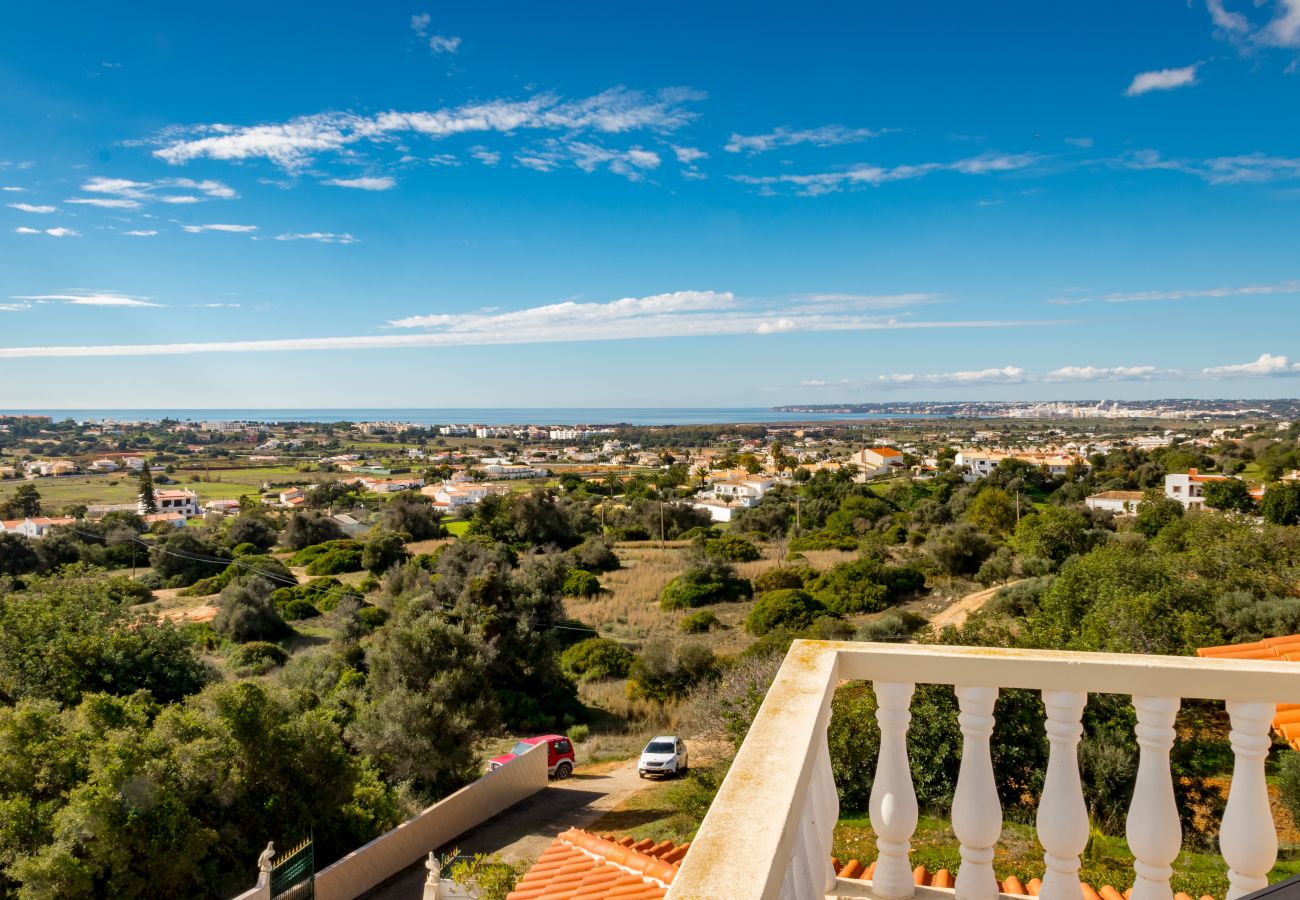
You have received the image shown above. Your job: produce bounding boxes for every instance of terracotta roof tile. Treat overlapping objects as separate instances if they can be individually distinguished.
[506,830,687,900]
[832,863,1219,899]
[1197,634,1300,749]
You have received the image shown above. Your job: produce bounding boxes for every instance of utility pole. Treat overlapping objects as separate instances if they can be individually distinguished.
[795,495,802,536]
[659,500,665,549]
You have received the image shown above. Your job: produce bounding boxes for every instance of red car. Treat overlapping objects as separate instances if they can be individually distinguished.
[487,734,576,779]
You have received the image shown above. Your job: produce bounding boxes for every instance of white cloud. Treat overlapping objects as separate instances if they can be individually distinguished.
[1125,65,1199,96]
[732,152,1042,196]
[11,291,160,308]
[0,302,31,312]
[512,141,663,180]
[182,223,257,233]
[410,12,431,34]
[7,203,57,213]
[1052,279,1300,304]
[15,226,79,237]
[322,176,396,191]
[470,146,501,166]
[68,176,236,208]
[1,187,24,192]
[1208,0,1252,33]
[1200,353,1298,376]
[671,145,708,164]
[0,289,1058,358]
[1122,149,1300,184]
[123,229,158,236]
[275,232,358,244]
[67,197,141,208]
[725,125,889,154]
[149,88,703,170]
[428,35,460,53]
[1064,137,1095,149]
[840,353,1300,390]
[1213,0,1300,47]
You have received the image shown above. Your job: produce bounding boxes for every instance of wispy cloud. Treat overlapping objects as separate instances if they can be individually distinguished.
[1206,0,1300,49]
[732,152,1043,197]
[410,12,460,53]
[123,229,159,237]
[1047,278,1300,305]
[1125,64,1200,96]
[15,226,79,237]
[322,176,396,191]
[70,176,237,207]
[725,125,889,154]
[470,146,501,166]
[7,202,57,214]
[0,289,1059,359]
[149,88,703,171]
[181,223,257,233]
[515,141,662,180]
[10,291,161,308]
[833,353,1300,390]
[1122,148,1300,185]
[274,232,358,244]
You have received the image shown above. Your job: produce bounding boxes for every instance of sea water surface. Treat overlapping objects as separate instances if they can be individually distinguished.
[2,407,940,426]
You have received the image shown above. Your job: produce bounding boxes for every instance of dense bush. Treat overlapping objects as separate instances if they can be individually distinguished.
[290,540,363,567]
[306,547,365,576]
[745,589,830,636]
[704,534,760,562]
[283,511,346,550]
[626,638,717,701]
[560,637,635,682]
[788,533,860,552]
[213,577,289,643]
[809,555,925,615]
[229,640,290,671]
[752,566,809,594]
[679,609,720,633]
[362,529,409,574]
[660,557,752,610]
[282,599,320,620]
[855,610,927,642]
[561,568,601,598]
[569,536,620,572]
[225,514,279,551]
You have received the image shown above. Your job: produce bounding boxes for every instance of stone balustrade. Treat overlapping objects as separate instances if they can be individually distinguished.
[666,641,1300,900]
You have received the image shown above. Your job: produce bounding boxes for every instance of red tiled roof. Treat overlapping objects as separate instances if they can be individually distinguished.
[1198,634,1300,749]
[506,829,686,900]
[830,861,1213,900]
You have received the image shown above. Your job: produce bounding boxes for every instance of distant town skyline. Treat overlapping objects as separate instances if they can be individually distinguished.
[3,3,1300,406]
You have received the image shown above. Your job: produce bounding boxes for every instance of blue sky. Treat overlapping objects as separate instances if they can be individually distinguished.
[2,1,1300,408]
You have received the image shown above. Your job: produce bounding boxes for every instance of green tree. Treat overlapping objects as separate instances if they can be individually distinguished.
[283,511,346,551]
[362,529,409,574]
[149,530,229,587]
[225,514,278,551]
[1133,489,1183,537]
[137,467,157,514]
[348,610,499,795]
[1,483,43,518]
[1260,480,1300,526]
[965,487,1017,535]
[745,589,829,635]
[212,577,288,643]
[1011,505,1096,567]
[560,637,634,682]
[926,523,996,577]
[1202,479,1255,513]
[379,492,447,540]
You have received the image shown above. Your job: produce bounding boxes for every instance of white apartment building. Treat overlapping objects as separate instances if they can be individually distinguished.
[1163,468,1233,510]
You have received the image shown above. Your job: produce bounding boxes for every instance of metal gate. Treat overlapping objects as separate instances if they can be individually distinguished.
[271,837,314,900]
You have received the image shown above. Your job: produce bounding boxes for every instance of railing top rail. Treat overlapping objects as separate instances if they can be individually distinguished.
[830,641,1300,703]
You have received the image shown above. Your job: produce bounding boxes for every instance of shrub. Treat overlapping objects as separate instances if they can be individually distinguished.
[627,639,717,701]
[362,529,409,574]
[356,605,388,630]
[305,547,364,575]
[569,536,620,572]
[789,533,859,552]
[568,724,591,744]
[704,534,761,562]
[560,637,635,682]
[660,560,752,610]
[289,539,362,567]
[745,589,830,636]
[231,541,260,557]
[282,599,320,620]
[102,575,154,605]
[809,556,925,615]
[561,569,601,598]
[679,610,720,633]
[213,577,288,643]
[752,566,809,594]
[855,610,927,642]
[229,640,289,670]
[1280,750,1300,828]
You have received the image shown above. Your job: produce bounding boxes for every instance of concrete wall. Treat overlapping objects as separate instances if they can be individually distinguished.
[313,742,549,900]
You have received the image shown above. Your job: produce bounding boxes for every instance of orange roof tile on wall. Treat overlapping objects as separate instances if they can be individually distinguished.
[1197,635,1300,750]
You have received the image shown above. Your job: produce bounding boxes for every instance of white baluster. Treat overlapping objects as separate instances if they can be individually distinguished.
[870,681,918,900]
[1037,690,1089,900]
[953,685,1001,900]
[814,736,840,893]
[1127,696,1182,900]
[1221,700,1278,900]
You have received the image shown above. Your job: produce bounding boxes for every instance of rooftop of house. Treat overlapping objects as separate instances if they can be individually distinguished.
[1198,633,1300,750]
[1087,490,1146,500]
[506,829,688,900]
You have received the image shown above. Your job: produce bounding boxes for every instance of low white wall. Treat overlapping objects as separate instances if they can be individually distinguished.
[313,742,549,900]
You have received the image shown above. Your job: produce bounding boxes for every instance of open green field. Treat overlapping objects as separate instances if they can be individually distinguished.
[0,465,340,512]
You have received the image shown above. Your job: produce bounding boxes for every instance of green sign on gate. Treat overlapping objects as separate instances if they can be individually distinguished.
[270,837,314,900]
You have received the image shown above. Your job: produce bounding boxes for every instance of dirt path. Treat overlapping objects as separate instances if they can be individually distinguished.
[927,579,1022,631]
[360,759,656,899]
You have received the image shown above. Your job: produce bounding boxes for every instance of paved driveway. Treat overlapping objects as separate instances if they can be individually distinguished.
[360,759,652,899]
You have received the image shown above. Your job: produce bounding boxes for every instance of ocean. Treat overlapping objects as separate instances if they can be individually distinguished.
[1,407,939,426]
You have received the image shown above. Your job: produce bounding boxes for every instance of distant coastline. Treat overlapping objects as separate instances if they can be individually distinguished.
[0,407,944,427]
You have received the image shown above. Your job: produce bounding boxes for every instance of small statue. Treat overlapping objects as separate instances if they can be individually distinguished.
[424,852,441,885]
[258,843,276,874]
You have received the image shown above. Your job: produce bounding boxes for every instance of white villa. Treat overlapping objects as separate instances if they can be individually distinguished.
[1163,468,1233,511]
[1084,490,1145,516]
[141,488,200,518]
